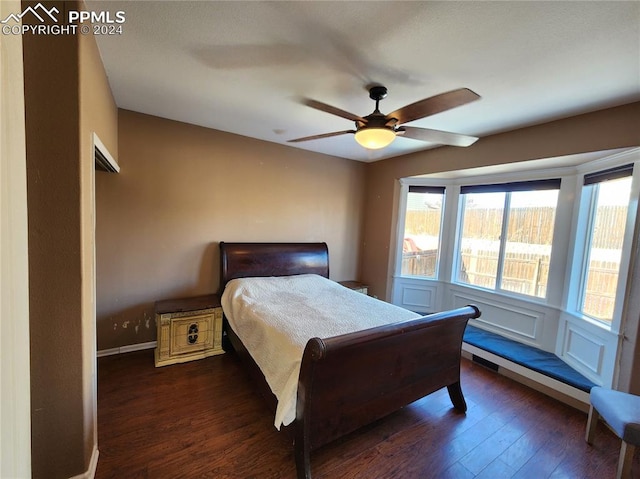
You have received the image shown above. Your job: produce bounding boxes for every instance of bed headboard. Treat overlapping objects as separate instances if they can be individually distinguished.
[219,242,329,291]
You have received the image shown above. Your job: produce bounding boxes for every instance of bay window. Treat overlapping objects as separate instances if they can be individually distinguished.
[393,149,640,389]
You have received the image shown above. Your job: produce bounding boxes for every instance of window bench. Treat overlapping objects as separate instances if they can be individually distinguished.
[462,325,596,411]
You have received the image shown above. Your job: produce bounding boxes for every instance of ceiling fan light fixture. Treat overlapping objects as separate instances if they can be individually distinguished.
[354,127,396,149]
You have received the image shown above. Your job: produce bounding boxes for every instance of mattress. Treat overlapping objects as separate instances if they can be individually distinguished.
[221,274,420,429]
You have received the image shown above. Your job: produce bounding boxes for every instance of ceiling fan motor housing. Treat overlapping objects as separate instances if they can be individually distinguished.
[368,85,388,101]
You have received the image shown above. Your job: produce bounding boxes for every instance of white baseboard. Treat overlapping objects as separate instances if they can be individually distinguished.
[97,341,156,357]
[68,445,99,479]
[96,347,119,357]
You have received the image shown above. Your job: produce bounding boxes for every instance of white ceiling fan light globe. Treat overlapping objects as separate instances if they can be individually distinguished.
[354,127,396,149]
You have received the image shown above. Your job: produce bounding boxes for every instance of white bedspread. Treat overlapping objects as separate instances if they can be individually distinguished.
[221,274,421,429]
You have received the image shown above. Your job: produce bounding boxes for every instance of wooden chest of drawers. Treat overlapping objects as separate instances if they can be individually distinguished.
[338,280,369,295]
[154,294,224,367]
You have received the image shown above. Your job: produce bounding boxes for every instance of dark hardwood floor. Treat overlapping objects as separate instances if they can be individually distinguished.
[96,349,636,478]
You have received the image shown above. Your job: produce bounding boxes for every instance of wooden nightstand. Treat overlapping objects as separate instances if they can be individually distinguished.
[154,294,224,367]
[339,281,369,295]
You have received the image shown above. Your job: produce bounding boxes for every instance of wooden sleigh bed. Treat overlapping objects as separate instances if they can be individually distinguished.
[218,242,481,479]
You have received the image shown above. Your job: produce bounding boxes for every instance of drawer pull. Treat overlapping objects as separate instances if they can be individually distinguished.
[187,323,199,344]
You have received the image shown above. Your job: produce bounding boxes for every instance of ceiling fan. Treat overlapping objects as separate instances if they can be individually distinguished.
[288,85,480,150]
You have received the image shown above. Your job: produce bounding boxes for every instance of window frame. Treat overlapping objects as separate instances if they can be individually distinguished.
[569,163,638,331]
[453,179,562,301]
[395,180,447,280]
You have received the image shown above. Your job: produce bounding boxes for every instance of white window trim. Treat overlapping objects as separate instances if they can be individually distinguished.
[566,156,640,334]
[575,184,600,320]
[454,183,564,304]
[395,178,450,280]
[393,180,410,279]
[495,193,511,291]
[440,185,460,283]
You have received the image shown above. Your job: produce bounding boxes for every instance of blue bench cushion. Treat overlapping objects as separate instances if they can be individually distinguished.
[463,325,596,393]
[591,386,640,444]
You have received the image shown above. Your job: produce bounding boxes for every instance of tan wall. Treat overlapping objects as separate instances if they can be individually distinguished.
[95,110,365,351]
[362,102,640,301]
[78,8,118,473]
[23,1,118,477]
[23,6,84,476]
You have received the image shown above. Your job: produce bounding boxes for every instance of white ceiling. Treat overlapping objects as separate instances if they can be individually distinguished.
[87,1,640,162]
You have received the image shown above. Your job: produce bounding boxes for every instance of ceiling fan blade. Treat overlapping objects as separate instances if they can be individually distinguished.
[288,129,356,143]
[399,126,478,147]
[387,88,480,125]
[304,99,366,123]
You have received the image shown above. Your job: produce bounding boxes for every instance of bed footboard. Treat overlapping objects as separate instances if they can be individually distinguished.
[294,304,480,479]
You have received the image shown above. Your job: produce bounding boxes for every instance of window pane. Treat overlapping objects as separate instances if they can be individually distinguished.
[501,190,558,298]
[401,191,443,278]
[457,192,504,289]
[581,177,632,322]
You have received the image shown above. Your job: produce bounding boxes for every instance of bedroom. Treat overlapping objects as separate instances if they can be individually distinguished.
[2,1,640,478]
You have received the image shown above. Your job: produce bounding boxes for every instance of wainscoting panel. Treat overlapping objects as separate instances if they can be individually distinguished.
[391,277,441,314]
[564,328,604,374]
[446,286,559,352]
[557,313,619,386]
[393,280,562,353]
